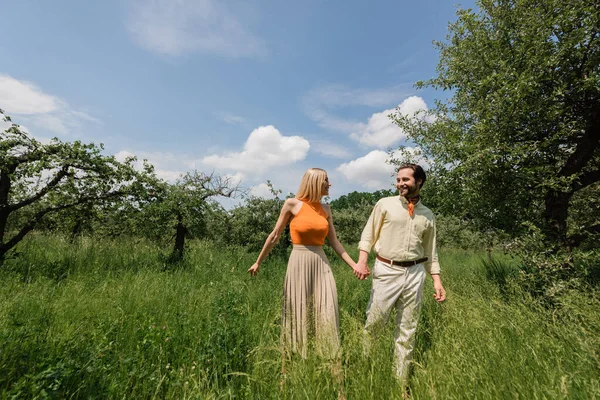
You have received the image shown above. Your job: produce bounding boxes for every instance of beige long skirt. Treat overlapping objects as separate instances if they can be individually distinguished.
[281,244,340,359]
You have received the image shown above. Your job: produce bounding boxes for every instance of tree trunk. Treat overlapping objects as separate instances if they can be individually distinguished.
[171,213,187,262]
[543,190,573,248]
[70,218,83,243]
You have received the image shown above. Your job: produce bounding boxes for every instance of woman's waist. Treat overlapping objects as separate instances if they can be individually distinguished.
[292,244,325,251]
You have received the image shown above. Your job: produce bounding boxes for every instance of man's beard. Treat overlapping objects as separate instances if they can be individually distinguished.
[399,185,418,198]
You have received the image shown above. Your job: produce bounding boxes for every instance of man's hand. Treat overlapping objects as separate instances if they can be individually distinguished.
[431,274,446,302]
[353,261,370,280]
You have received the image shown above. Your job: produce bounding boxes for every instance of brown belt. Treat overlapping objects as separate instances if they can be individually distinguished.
[376,255,428,267]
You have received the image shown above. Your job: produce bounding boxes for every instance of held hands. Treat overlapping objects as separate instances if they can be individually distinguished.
[352,261,370,280]
[248,263,260,277]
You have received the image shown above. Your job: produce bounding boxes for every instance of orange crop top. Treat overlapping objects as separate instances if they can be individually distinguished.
[290,201,329,246]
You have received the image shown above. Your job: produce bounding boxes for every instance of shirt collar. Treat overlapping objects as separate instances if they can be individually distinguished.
[398,195,421,206]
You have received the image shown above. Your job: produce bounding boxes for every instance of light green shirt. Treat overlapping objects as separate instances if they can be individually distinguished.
[358,196,441,275]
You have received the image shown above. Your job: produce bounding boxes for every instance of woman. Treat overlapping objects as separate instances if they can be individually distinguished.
[248,168,369,359]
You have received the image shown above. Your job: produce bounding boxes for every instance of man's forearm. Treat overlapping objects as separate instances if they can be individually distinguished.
[357,250,369,266]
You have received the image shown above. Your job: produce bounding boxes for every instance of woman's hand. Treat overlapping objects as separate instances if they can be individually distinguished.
[248,263,260,277]
[352,262,370,280]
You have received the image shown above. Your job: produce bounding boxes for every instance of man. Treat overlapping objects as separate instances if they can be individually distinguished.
[356,163,446,382]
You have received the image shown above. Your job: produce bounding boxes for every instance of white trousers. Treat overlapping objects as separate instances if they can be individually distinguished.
[364,258,426,381]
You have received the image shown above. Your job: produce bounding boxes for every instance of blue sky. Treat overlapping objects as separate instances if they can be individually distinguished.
[0,0,476,202]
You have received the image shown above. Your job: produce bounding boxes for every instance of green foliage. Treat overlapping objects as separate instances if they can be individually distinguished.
[329,190,395,246]
[329,190,395,210]
[512,226,600,302]
[392,0,600,247]
[224,183,291,255]
[330,203,373,246]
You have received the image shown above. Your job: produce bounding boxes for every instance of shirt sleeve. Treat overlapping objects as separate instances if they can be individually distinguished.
[358,201,384,253]
[423,215,441,275]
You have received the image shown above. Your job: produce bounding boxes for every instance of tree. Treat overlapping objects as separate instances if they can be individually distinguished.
[329,189,396,210]
[0,111,158,261]
[149,171,242,262]
[393,0,600,249]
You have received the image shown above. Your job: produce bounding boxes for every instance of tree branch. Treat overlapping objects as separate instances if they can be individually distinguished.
[559,124,600,179]
[0,190,126,255]
[8,165,71,211]
[568,223,600,248]
[573,169,600,192]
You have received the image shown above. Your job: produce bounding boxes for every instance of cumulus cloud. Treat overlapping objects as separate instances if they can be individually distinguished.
[302,84,429,149]
[336,150,396,189]
[249,182,276,199]
[350,96,430,149]
[0,75,99,136]
[337,147,430,190]
[126,0,266,58]
[302,84,411,135]
[202,125,310,173]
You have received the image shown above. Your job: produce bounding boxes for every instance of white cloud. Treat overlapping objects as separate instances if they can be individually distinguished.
[216,111,249,127]
[302,84,410,134]
[0,75,99,136]
[302,84,427,150]
[202,125,310,173]
[0,75,61,114]
[126,0,266,58]
[350,96,430,149]
[337,150,396,189]
[249,182,276,199]
[224,172,244,187]
[336,146,430,190]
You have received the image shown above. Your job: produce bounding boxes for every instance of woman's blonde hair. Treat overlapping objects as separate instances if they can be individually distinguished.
[296,168,327,202]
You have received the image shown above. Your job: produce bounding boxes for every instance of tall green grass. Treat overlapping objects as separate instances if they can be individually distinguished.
[0,237,598,399]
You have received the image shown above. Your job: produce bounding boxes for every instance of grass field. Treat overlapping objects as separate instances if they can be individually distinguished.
[0,236,598,399]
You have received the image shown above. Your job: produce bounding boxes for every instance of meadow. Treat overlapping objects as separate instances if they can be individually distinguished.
[0,236,598,399]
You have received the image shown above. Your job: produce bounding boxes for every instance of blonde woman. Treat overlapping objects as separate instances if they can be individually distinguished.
[248,168,370,359]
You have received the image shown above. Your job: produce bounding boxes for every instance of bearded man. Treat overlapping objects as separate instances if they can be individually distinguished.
[357,163,446,382]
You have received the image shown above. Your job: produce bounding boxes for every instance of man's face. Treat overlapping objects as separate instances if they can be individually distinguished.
[396,168,421,198]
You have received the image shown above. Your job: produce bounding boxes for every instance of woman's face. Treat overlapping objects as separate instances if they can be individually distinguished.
[321,175,331,196]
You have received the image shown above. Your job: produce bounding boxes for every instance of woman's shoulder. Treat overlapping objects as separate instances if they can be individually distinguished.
[284,198,302,207]
[283,198,303,214]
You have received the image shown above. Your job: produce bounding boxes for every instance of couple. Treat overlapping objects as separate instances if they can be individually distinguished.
[248,164,446,382]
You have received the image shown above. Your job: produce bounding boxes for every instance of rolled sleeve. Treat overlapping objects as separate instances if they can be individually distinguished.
[358,201,384,253]
[423,216,441,275]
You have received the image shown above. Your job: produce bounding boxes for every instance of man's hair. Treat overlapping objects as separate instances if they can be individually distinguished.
[296,168,327,202]
[398,163,426,188]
